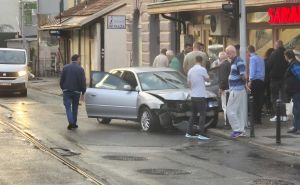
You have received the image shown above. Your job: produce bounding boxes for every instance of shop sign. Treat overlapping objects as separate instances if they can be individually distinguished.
[268,5,300,24]
[107,15,126,29]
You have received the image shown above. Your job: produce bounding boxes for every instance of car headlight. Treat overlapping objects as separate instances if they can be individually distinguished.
[208,100,219,108]
[18,70,27,77]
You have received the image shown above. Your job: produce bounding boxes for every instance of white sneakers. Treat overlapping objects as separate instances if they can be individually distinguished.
[269,116,289,122]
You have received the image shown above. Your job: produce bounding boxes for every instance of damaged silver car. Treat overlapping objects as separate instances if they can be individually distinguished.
[85,67,219,132]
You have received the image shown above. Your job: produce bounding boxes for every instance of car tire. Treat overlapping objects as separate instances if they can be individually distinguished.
[139,107,159,132]
[96,118,111,124]
[21,89,27,97]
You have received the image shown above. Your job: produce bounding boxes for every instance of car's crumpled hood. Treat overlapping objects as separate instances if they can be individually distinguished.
[145,89,216,101]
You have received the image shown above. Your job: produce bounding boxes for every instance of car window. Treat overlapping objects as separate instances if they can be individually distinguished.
[90,71,108,88]
[111,70,123,77]
[94,73,129,90]
[121,71,138,89]
[137,71,188,91]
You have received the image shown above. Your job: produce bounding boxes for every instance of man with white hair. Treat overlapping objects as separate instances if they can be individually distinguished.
[167,50,180,71]
[211,51,227,68]
[153,48,169,67]
[226,45,247,138]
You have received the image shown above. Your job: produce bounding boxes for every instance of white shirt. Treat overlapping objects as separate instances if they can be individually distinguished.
[187,64,209,98]
[153,54,169,67]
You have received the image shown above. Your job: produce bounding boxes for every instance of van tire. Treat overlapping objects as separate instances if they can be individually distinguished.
[21,89,27,97]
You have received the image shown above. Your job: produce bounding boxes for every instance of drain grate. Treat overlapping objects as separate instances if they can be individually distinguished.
[102,155,147,161]
[264,135,297,139]
[252,179,295,185]
[137,168,191,175]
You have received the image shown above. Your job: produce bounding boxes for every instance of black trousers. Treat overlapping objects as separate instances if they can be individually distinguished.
[270,79,287,116]
[251,80,265,123]
[187,97,206,135]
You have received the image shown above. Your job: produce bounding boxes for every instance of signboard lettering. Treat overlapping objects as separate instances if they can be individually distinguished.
[268,5,300,24]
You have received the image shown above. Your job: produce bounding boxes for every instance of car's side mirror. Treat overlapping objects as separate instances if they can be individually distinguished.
[124,85,132,91]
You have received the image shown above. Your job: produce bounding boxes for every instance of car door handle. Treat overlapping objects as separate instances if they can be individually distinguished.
[90,94,97,97]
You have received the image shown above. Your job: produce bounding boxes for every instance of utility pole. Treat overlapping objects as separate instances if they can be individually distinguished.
[20,0,26,49]
[239,0,246,62]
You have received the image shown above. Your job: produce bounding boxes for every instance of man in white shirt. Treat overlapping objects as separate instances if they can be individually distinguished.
[152,48,169,67]
[186,55,210,137]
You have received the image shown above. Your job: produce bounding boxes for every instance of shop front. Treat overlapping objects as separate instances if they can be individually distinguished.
[247,3,300,57]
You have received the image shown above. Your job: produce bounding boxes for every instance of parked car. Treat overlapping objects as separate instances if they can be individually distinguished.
[0,48,28,96]
[84,67,219,132]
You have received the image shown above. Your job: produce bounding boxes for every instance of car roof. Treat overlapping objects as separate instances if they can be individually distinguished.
[111,67,176,73]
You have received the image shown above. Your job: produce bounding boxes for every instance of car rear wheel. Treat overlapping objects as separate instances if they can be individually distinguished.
[139,107,159,132]
[96,118,111,124]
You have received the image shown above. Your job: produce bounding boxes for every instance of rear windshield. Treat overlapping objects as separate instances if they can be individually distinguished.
[0,50,26,64]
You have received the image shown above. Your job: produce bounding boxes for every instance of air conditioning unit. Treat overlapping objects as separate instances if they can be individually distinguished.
[210,13,232,36]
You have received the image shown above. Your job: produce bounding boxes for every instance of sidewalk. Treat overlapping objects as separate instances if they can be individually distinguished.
[28,77,300,157]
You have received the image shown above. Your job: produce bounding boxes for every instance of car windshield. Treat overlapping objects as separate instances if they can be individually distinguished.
[137,71,188,91]
[0,50,26,64]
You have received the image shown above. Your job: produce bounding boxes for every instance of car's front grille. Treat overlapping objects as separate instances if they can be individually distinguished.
[0,77,17,80]
[166,100,190,112]
[0,72,18,77]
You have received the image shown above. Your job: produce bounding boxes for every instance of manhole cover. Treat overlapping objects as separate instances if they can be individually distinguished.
[265,135,297,139]
[252,179,295,185]
[102,155,147,161]
[137,168,191,175]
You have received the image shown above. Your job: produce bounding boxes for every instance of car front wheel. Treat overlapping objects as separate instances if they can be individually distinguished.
[139,107,159,132]
[97,118,111,124]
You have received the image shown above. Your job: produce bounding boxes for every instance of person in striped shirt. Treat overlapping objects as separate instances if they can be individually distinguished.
[225,45,248,138]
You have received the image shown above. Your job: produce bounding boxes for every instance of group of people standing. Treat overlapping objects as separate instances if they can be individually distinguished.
[153,40,300,138]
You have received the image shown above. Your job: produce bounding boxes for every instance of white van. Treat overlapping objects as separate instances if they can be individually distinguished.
[0,48,28,96]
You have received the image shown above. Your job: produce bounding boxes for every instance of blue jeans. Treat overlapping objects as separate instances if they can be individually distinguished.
[63,91,80,126]
[292,94,300,131]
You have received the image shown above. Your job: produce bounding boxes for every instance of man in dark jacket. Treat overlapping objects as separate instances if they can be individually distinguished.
[60,54,86,130]
[217,51,231,125]
[269,40,288,122]
[284,50,300,134]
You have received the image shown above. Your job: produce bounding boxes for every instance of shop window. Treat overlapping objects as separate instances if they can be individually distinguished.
[279,29,300,49]
[248,29,273,57]
[247,12,269,23]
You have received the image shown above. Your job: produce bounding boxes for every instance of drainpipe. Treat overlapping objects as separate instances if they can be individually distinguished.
[161,13,186,34]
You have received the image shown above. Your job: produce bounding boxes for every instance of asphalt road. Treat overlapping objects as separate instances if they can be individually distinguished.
[0,89,299,185]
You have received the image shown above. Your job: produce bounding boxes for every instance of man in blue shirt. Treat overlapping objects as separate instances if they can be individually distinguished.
[247,45,265,124]
[60,54,86,130]
[226,45,247,138]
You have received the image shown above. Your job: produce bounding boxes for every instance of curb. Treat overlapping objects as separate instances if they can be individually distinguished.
[208,128,300,157]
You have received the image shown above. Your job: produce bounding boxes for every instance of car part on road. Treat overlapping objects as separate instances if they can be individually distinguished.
[139,106,159,132]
